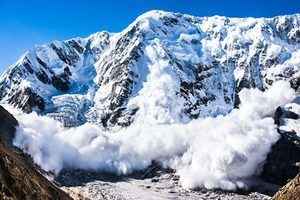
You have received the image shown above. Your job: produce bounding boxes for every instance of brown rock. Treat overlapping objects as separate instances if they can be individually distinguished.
[0,105,72,200]
[272,174,300,200]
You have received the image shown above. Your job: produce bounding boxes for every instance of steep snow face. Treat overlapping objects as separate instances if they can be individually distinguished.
[1,10,300,128]
[0,31,111,126]
[86,11,300,127]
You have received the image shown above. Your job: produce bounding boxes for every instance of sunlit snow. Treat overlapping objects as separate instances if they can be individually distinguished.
[6,81,295,191]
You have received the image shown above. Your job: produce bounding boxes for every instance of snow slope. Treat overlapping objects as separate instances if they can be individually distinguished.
[1,10,300,128]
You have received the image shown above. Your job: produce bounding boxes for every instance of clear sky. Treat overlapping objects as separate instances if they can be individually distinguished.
[0,0,300,72]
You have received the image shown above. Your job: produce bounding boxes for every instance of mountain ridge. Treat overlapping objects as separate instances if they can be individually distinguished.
[1,10,300,128]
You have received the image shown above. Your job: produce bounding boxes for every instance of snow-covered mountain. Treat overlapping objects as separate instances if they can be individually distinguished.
[1,10,300,128]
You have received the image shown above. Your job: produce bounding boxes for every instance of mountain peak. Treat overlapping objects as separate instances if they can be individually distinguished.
[1,11,300,127]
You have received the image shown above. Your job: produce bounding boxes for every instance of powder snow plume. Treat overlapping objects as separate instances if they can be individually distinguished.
[5,81,295,191]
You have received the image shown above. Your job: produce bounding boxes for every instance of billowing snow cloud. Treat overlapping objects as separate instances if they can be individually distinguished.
[6,81,295,191]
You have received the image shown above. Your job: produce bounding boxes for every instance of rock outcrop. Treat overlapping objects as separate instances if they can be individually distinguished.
[261,129,300,186]
[272,174,300,200]
[0,105,71,200]
[261,105,300,186]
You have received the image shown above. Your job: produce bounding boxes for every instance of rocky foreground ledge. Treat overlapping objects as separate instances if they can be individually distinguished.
[272,174,300,200]
[0,105,71,200]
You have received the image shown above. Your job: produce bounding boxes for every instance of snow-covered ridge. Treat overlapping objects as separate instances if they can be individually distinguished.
[1,10,300,128]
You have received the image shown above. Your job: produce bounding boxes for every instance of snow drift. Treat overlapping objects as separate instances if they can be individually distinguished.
[7,81,295,190]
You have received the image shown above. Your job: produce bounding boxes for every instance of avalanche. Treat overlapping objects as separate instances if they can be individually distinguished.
[8,81,295,191]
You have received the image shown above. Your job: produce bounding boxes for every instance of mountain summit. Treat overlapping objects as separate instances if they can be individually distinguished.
[1,10,300,128]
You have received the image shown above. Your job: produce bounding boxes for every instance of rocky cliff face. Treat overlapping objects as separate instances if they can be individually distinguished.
[0,105,71,200]
[261,105,300,186]
[1,11,300,128]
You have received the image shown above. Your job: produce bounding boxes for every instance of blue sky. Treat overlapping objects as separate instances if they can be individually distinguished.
[0,0,299,72]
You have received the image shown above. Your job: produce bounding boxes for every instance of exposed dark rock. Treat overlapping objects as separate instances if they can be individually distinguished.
[290,76,300,91]
[35,70,51,84]
[23,62,34,74]
[50,43,79,65]
[0,105,71,200]
[288,29,300,44]
[36,57,48,68]
[236,78,251,92]
[22,57,34,74]
[162,15,179,26]
[283,110,299,120]
[0,105,18,146]
[274,106,299,126]
[64,67,72,76]
[67,40,84,54]
[261,114,300,186]
[8,87,45,113]
[52,74,70,92]
[274,107,284,126]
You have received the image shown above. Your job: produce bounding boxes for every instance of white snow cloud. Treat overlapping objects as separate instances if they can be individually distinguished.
[7,81,295,191]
